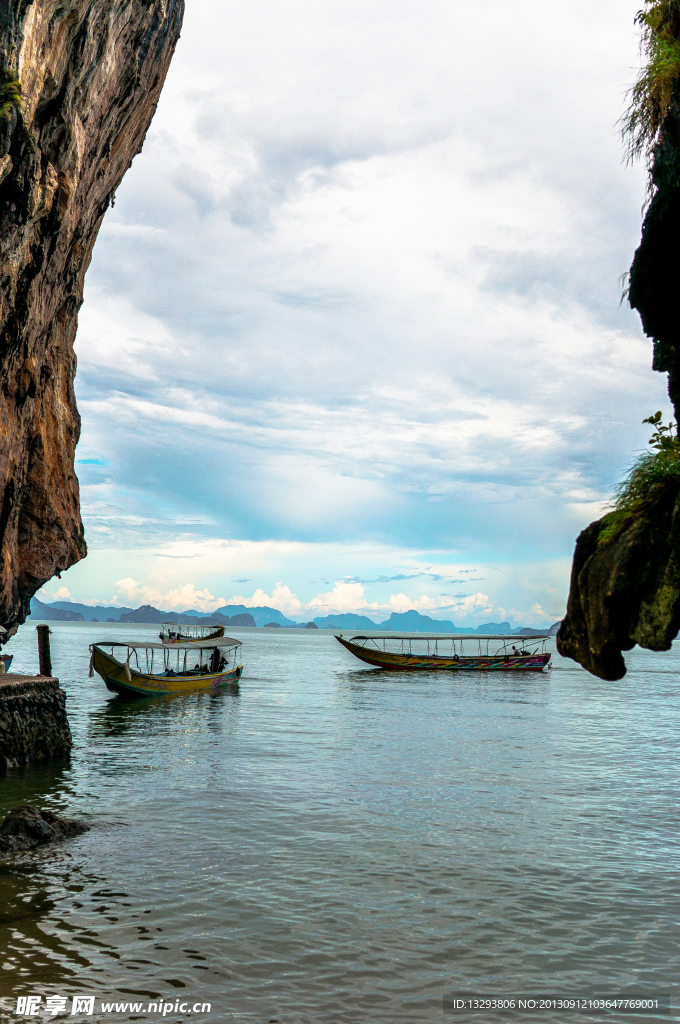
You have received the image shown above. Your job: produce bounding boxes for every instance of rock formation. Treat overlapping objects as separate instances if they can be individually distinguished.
[558,81,680,680]
[557,480,680,679]
[0,804,88,851]
[628,85,680,419]
[0,0,184,639]
[0,671,72,767]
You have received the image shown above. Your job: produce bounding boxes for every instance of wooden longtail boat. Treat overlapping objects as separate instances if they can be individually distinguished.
[159,622,225,644]
[336,634,551,671]
[89,638,242,697]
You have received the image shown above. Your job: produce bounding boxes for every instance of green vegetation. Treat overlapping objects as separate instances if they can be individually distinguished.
[621,0,680,165]
[641,409,680,452]
[0,69,22,121]
[598,411,680,544]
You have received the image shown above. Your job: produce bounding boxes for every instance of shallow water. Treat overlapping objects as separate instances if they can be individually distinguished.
[0,622,677,1022]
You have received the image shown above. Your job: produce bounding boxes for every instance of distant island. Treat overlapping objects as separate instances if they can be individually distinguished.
[29,598,560,635]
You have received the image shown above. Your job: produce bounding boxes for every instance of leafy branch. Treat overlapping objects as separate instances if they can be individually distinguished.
[642,409,680,451]
[0,69,22,121]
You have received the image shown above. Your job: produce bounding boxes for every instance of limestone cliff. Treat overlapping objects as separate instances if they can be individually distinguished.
[628,82,680,421]
[0,0,184,637]
[558,78,680,679]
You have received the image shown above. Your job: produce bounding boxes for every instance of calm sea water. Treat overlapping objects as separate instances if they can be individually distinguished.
[0,621,677,1023]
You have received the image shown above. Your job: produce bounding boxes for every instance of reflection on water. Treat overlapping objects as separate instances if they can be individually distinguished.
[87,688,240,740]
[0,623,678,1021]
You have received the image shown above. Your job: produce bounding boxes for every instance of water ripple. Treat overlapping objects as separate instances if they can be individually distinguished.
[0,625,677,1021]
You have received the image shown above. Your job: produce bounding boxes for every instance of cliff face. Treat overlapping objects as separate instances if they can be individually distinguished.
[0,0,184,637]
[558,83,680,680]
[628,83,680,422]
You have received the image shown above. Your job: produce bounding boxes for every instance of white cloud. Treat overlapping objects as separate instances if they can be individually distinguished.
[307,580,369,614]
[380,592,439,614]
[37,586,72,603]
[497,602,562,626]
[63,0,657,623]
[305,581,490,618]
[113,578,225,612]
[41,540,570,626]
[446,593,493,618]
[226,583,303,617]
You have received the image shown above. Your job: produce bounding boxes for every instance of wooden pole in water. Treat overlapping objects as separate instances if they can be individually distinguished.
[36,624,52,677]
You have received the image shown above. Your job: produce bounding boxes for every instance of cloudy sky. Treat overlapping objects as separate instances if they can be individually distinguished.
[39,0,669,624]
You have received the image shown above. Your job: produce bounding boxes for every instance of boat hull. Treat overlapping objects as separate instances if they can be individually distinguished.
[336,636,550,671]
[92,647,242,697]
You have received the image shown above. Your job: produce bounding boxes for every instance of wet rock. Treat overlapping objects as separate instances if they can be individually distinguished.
[0,804,88,852]
[0,674,72,768]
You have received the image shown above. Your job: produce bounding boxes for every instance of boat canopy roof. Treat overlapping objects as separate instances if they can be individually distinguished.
[345,633,550,641]
[160,622,220,628]
[92,637,242,650]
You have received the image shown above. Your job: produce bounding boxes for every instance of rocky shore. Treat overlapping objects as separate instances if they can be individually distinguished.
[0,673,72,769]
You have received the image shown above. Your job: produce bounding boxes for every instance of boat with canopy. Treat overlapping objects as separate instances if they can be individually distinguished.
[159,622,225,644]
[89,637,243,696]
[336,634,551,671]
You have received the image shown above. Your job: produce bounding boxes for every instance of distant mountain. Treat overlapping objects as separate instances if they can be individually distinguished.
[329,611,555,634]
[49,601,133,621]
[315,611,521,633]
[222,613,256,628]
[475,621,556,636]
[194,611,254,627]
[115,605,256,628]
[118,604,167,623]
[477,621,558,636]
[212,605,296,627]
[29,597,85,621]
[32,600,269,627]
[313,613,379,629]
[377,611,467,632]
[30,597,562,637]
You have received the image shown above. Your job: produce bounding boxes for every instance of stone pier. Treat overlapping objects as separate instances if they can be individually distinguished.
[0,676,72,770]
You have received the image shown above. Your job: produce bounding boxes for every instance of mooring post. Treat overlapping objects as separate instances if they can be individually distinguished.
[36,624,52,677]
